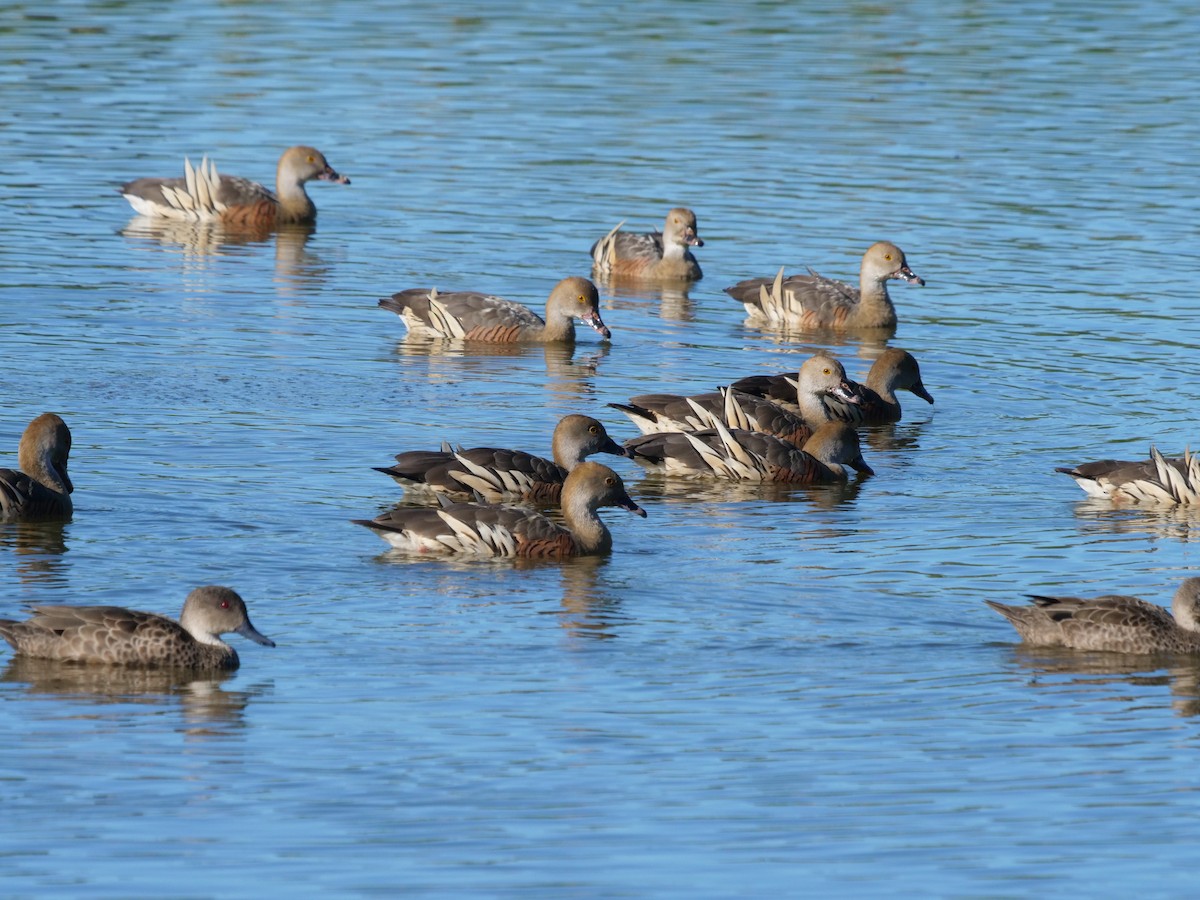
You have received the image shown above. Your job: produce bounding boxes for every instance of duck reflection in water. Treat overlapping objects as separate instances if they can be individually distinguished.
[546,555,629,642]
[0,520,70,585]
[393,336,609,405]
[120,219,330,290]
[1001,646,1200,719]
[1,656,263,734]
[594,279,695,324]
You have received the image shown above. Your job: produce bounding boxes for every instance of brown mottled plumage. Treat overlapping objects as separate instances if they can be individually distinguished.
[380,276,610,343]
[590,207,704,281]
[986,578,1200,654]
[625,421,874,483]
[120,145,350,226]
[375,414,629,504]
[354,462,647,558]
[725,241,924,331]
[1,413,73,522]
[0,586,275,670]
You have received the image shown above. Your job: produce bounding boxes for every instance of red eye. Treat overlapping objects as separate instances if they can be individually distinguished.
[221,601,230,609]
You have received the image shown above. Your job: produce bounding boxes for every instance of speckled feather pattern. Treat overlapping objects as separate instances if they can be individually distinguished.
[986,579,1200,654]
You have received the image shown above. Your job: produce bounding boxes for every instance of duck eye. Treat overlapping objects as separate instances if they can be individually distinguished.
[220,600,230,609]
[822,367,831,375]
[605,477,615,486]
[589,425,599,434]
[307,155,315,163]
[884,253,893,261]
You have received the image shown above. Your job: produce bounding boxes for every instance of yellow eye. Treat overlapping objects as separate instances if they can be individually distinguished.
[578,295,586,304]
[884,253,893,261]
[307,155,316,163]
[822,367,832,375]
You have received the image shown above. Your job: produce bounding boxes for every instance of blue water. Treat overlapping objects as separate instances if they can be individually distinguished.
[3,1,1200,895]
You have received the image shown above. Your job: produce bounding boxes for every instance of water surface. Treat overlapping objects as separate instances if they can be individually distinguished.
[3,1,1200,895]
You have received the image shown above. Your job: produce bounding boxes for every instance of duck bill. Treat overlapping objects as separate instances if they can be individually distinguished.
[892,264,924,286]
[319,165,351,185]
[582,311,612,340]
[851,454,875,477]
[684,228,704,247]
[830,380,866,406]
[618,495,648,518]
[236,620,276,648]
[911,379,935,404]
[601,436,633,458]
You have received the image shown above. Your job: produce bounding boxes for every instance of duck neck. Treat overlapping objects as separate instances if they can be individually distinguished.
[275,165,317,224]
[178,612,232,650]
[661,237,687,262]
[561,493,612,554]
[23,451,72,501]
[540,314,577,343]
[797,384,835,425]
[855,275,896,327]
[552,433,585,469]
[866,371,901,414]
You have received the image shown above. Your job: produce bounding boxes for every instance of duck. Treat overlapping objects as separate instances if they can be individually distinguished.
[354,462,647,558]
[610,387,815,447]
[724,241,924,330]
[590,207,704,281]
[1056,446,1200,504]
[742,349,934,426]
[375,414,629,504]
[0,586,275,670]
[724,352,868,422]
[985,578,1200,653]
[379,276,610,343]
[0,413,74,521]
[119,145,350,226]
[624,421,873,483]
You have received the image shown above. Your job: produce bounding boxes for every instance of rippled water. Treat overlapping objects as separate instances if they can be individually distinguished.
[4,1,1200,895]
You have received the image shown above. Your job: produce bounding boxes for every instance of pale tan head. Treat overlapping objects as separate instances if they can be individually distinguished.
[551,415,629,468]
[545,277,610,339]
[178,585,275,648]
[802,422,874,476]
[663,208,703,248]
[874,348,934,404]
[277,145,351,187]
[1172,578,1200,632]
[862,242,924,287]
[563,461,647,517]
